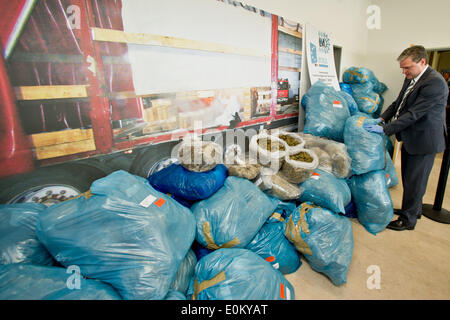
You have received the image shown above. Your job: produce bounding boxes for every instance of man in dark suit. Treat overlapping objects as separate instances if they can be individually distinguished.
[364,45,449,231]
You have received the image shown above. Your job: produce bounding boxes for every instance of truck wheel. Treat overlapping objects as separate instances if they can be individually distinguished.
[130,143,179,179]
[0,163,106,205]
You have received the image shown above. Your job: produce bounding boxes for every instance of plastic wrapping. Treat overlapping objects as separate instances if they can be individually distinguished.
[0,264,121,300]
[339,90,359,116]
[271,130,306,154]
[339,82,353,95]
[299,169,352,214]
[176,135,223,172]
[187,248,295,300]
[300,133,352,179]
[0,203,54,266]
[350,83,381,114]
[249,131,288,170]
[246,221,301,274]
[373,81,388,95]
[343,200,358,219]
[348,170,394,235]
[36,170,196,300]
[192,176,277,250]
[384,152,399,188]
[284,202,354,286]
[343,66,377,85]
[148,163,228,201]
[266,198,297,223]
[224,144,261,180]
[170,249,197,295]
[344,115,386,175]
[164,289,187,300]
[256,168,303,200]
[310,147,333,173]
[323,141,353,178]
[302,81,351,142]
[281,148,319,184]
[191,241,214,262]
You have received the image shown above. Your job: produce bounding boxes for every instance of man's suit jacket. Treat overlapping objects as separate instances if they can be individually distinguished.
[381,66,448,155]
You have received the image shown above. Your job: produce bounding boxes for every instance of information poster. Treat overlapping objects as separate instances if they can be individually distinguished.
[305,23,340,91]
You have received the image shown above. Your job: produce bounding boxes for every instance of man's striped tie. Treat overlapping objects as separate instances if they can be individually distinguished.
[393,79,415,120]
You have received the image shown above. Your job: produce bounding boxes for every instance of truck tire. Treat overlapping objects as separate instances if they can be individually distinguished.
[130,142,179,179]
[0,163,107,205]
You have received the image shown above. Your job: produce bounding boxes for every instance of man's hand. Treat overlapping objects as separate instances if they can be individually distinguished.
[363,123,384,134]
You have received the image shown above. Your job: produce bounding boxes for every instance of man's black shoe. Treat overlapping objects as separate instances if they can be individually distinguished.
[393,209,421,219]
[386,218,415,231]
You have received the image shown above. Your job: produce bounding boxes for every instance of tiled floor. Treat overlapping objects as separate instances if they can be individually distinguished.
[286,151,450,300]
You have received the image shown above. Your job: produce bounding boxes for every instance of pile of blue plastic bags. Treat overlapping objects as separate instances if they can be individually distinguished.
[0,67,401,300]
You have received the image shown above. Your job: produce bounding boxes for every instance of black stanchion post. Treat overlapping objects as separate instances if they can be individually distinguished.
[422,142,450,223]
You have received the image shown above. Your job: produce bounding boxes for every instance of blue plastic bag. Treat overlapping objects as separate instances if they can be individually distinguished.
[385,152,399,188]
[350,83,381,114]
[343,67,375,84]
[170,249,197,295]
[373,81,388,95]
[0,203,54,266]
[148,163,228,201]
[339,82,353,95]
[347,170,394,235]
[192,176,277,250]
[344,115,386,175]
[36,170,196,300]
[339,90,359,116]
[246,221,301,275]
[0,264,121,300]
[298,168,351,214]
[303,81,351,142]
[187,248,295,300]
[284,202,354,286]
[164,289,186,300]
[191,241,214,262]
[343,199,358,219]
[266,197,296,223]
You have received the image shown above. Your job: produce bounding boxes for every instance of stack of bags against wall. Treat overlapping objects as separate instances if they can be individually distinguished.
[35,170,196,300]
[188,176,299,299]
[148,135,228,208]
[342,66,388,119]
[0,203,121,300]
[341,67,398,234]
[343,114,394,235]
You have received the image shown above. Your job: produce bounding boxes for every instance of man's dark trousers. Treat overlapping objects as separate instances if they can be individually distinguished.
[400,145,436,227]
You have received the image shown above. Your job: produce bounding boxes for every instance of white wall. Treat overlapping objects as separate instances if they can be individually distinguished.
[365,0,450,110]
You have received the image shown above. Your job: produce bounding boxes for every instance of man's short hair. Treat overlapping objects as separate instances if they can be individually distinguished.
[397,45,428,63]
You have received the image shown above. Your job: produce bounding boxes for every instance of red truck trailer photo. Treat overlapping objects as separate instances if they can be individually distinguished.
[0,0,302,205]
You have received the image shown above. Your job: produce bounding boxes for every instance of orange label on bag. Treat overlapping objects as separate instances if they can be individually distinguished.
[266,256,276,263]
[154,198,165,207]
[280,283,285,299]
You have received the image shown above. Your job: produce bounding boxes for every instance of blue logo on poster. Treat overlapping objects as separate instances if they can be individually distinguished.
[310,43,317,64]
